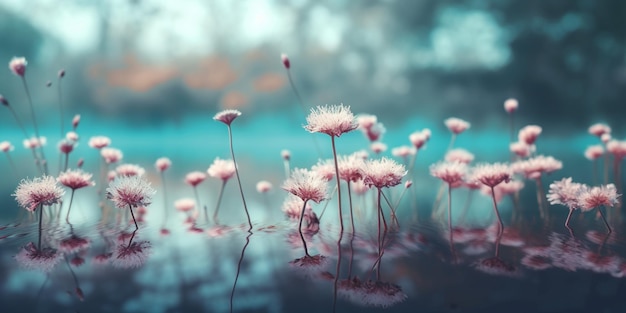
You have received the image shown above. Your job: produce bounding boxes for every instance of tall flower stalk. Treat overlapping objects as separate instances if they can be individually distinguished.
[304,104,358,233]
[214,109,252,230]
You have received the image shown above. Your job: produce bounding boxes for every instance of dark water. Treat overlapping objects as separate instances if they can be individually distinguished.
[1,198,626,313]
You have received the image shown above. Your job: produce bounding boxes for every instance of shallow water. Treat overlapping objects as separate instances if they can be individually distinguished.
[2,200,626,313]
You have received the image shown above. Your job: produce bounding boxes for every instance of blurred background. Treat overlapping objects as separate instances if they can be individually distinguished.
[0,0,623,217]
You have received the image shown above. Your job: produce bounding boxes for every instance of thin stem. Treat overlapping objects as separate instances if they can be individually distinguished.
[298,199,311,256]
[160,171,168,229]
[227,125,252,230]
[333,228,344,313]
[603,150,609,185]
[285,69,322,157]
[37,204,43,250]
[21,77,48,175]
[564,207,574,230]
[7,106,30,139]
[381,191,400,228]
[592,159,598,186]
[346,180,355,234]
[64,153,69,172]
[330,136,344,233]
[5,153,17,175]
[230,231,252,313]
[65,189,76,224]
[283,159,290,180]
[192,186,202,221]
[490,186,504,238]
[447,133,457,152]
[597,207,612,233]
[535,176,546,220]
[213,180,227,225]
[448,184,457,263]
[318,185,337,221]
[129,204,138,230]
[458,189,474,225]
[378,188,388,232]
[64,255,80,293]
[58,76,64,137]
[126,229,138,249]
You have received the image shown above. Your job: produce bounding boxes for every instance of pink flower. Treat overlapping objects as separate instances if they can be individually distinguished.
[510,141,532,158]
[58,140,74,154]
[362,157,407,188]
[311,159,335,181]
[256,180,272,193]
[351,179,370,195]
[356,114,378,130]
[362,122,386,142]
[588,123,611,138]
[213,109,241,126]
[185,171,206,187]
[107,170,117,182]
[470,163,511,187]
[15,242,62,272]
[207,158,236,181]
[106,176,155,209]
[601,133,611,144]
[111,240,151,269]
[547,177,585,208]
[174,198,196,212]
[0,141,14,152]
[9,57,27,76]
[444,117,470,135]
[155,157,171,172]
[281,53,290,69]
[512,155,562,179]
[445,148,474,164]
[89,136,111,149]
[578,184,620,212]
[282,196,315,222]
[370,142,387,154]
[23,136,46,149]
[13,176,65,211]
[584,145,604,161]
[518,125,542,145]
[66,131,79,142]
[480,180,524,203]
[304,104,358,137]
[72,114,80,129]
[282,168,328,203]
[100,147,123,164]
[115,164,146,177]
[58,169,95,190]
[504,98,518,113]
[430,161,467,185]
[606,140,626,161]
[409,129,430,149]
[70,256,85,267]
[281,149,291,161]
[338,153,365,182]
[391,146,416,158]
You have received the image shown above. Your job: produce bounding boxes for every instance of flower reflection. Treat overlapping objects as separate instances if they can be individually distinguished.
[15,242,63,272]
[111,230,151,269]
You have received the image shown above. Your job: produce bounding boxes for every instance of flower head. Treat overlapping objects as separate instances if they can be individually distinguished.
[311,159,335,181]
[14,176,65,211]
[518,125,542,145]
[72,114,80,129]
[304,104,358,137]
[361,157,407,188]
[589,123,611,138]
[185,171,206,187]
[89,136,111,149]
[256,180,272,193]
[512,155,562,179]
[58,169,95,190]
[409,129,430,149]
[578,184,620,212]
[470,163,511,188]
[207,158,236,181]
[504,98,518,113]
[430,161,467,185]
[584,145,604,161]
[106,176,155,209]
[547,177,585,209]
[391,146,416,159]
[444,117,470,135]
[9,57,27,76]
[0,141,14,152]
[100,147,123,164]
[607,140,626,161]
[155,157,171,172]
[445,148,474,164]
[281,53,290,69]
[282,168,328,203]
[58,235,91,253]
[338,153,365,182]
[174,198,196,212]
[281,149,291,161]
[213,109,241,126]
[23,136,46,149]
[115,164,146,177]
[360,280,408,308]
[510,141,532,158]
